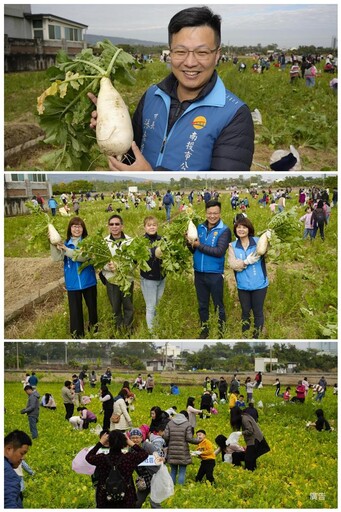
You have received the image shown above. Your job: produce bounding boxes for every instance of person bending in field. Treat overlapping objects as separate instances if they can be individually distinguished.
[89,6,254,171]
[306,409,333,431]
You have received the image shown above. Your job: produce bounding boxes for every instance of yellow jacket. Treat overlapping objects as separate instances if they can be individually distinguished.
[198,438,216,460]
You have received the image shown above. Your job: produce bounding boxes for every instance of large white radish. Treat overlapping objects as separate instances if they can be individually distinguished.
[48,223,62,245]
[256,232,268,256]
[96,77,134,160]
[187,219,198,243]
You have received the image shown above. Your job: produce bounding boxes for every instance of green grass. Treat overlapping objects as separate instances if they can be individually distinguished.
[4,380,337,508]
[4,59,337,167]
[4,194,337,339]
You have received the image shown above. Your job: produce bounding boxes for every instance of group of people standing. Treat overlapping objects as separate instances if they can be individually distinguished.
[50,196,270,340]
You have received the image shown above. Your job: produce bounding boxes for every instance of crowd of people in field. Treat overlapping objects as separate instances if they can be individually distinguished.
[5,369,336,508]
[27,184,338,340]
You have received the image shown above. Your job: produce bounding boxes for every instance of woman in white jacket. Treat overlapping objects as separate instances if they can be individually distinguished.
[109,388,132,432]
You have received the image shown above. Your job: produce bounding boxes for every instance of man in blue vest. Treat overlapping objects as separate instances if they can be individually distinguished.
[4,430,32,508]
[89,6,254,171]
[186,200,231,338]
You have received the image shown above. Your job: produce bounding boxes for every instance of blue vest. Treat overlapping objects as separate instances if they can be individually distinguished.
[63,238,97,291]
[231,237,269,290]
[141,77,244,170]
[193,220,228,273]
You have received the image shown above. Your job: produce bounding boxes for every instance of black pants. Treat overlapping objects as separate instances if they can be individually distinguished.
[64,403,74,420]
[194,272,226,335]
[68,285,98,338]
[106,282,134,330]
[103,408,113,431]
[195,459,215,483]
[237,287,267,338]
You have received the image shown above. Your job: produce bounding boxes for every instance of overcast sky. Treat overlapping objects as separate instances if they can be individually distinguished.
[31,3,337,48]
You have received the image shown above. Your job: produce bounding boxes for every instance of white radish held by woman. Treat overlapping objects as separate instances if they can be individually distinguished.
[48,224,62,245]
[96,77,134,161]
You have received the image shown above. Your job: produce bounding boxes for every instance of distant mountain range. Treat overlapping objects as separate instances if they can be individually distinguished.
[85,34,166,47]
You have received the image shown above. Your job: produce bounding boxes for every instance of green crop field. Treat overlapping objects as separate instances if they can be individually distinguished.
[4,378,337,509]
[4,58,337,171]
[4,188,338,340]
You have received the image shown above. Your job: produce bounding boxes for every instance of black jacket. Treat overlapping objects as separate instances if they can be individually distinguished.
[132,71,254,171]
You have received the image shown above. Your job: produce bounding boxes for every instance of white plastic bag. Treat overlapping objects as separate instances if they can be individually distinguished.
[251,108,262,125]
[257,400,264,408]
[225,431,242,445]
[224,453,233,463]
[150,463,174,503]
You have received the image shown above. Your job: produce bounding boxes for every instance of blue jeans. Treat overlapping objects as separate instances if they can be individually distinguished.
[140,277,166,330]
[170,464,187,485]
[305,76,315,87]
[165,205,172,221]
[303,228,314,240]
[28,416,38,439]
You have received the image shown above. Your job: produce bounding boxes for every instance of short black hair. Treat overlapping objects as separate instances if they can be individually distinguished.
[24,385,33,391]
[5,430,32,448]
[108,214,123,224]
[108,430,128,452]
[168,6,221,47]
[205,200,221,210]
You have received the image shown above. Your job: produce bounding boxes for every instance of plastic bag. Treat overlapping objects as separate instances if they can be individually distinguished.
[251,108,262,125]
[150,463,174,503]
[224,453,233,463]
[225,431,242,445]
[257,400,264,408]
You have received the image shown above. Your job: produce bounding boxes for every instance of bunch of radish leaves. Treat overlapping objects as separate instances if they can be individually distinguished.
[37,40,137,171]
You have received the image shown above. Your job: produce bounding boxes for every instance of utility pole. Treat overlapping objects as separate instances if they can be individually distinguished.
[16,342,20,370]
[65,342,68,365]
[269,344,273,372]
[165,342,168,370]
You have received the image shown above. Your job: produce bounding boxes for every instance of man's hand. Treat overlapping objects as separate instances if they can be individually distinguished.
[87,92,97,130]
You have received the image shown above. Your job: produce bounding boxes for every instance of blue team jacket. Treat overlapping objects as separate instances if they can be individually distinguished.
[231,237,269,290]
[193,220,228,273]
[141,76,244,170]
[63,238,97,291]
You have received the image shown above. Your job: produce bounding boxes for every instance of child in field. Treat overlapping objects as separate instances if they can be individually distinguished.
[300,206,314,240]
[269,200,276,214]
[235,395,246,408]
[283,387,291,401]
[140,216,166,331]
[195,430,216,484]
[229,390,239,410]
[273,378,281,397]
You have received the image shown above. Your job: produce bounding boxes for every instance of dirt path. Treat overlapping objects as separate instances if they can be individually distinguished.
[5,257,64,315]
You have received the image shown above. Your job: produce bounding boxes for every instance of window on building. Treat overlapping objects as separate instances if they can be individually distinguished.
[33,19,43,39]
[11,174,25,182]
[28,174,47,183]
[48,24,61,40]
[64,27,81,41]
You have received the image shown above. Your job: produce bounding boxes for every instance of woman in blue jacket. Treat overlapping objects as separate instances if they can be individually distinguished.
[50,217,98,338]
[228,217,269,338]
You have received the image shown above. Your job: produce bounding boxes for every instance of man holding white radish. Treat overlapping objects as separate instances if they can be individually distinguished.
[186,200,231,339]
[89,6,254,171]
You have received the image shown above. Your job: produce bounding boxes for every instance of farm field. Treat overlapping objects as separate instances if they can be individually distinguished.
[4,59,337,171]
[4,376,337,509]
[4,187,337,340]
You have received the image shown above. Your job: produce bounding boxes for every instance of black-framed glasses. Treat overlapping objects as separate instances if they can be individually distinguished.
[170,46,220,61]
[109,222,121,226]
